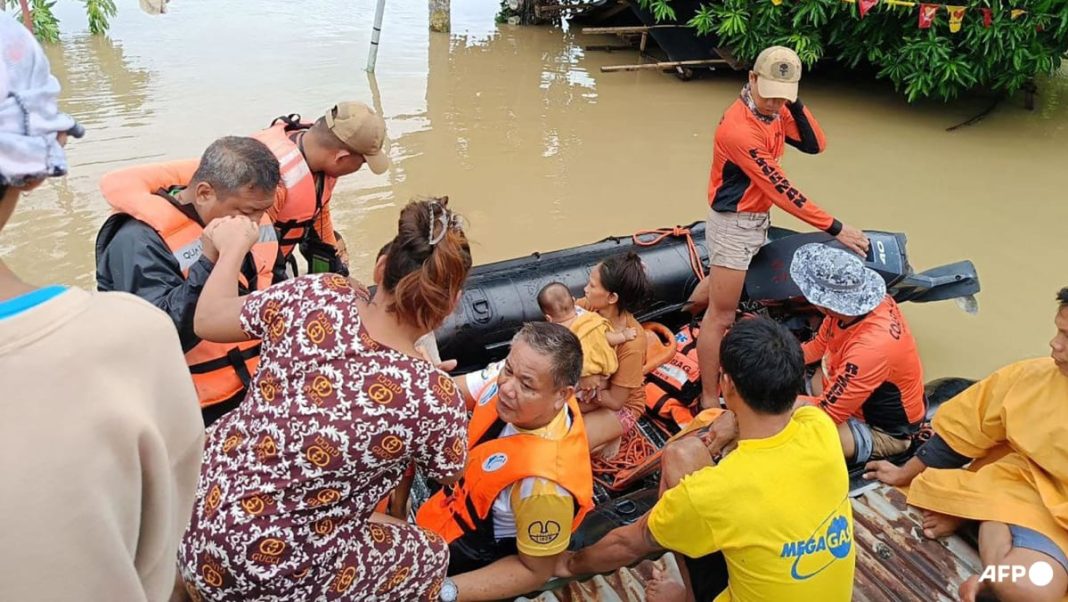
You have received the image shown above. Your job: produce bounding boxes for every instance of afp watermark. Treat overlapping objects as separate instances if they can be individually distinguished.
[979,561,1055,587]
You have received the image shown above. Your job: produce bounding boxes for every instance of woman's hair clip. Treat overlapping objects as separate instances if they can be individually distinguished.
[428,196,463,246]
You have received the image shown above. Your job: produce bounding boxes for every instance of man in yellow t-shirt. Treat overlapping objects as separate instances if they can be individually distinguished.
[558,317,856,601]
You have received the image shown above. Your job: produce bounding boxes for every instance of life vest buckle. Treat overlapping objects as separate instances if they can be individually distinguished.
[270,113,304,131]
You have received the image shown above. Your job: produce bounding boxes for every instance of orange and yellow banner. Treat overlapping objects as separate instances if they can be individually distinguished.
[947,5,966,32]
[778,0,1045,32]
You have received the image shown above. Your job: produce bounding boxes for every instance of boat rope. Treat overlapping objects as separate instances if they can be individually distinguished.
[632,226,706,282]
[592,427,659,491]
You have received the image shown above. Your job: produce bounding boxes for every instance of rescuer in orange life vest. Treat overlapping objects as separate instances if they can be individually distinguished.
[416,322,595,602]
[251,101,390,276]
[95,136,281,426]
[99,101,389,278]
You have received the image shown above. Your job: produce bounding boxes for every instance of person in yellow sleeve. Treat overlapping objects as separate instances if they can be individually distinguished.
[557,317,856,601]
[864,287,1068,602]
[416,322,595,602]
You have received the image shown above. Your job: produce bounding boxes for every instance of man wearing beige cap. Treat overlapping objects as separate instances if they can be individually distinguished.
[691,45,870,411]
[100,102,389,278]
[252,101,390,276]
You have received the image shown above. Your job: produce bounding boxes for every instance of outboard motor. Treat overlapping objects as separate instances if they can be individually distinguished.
[745,229,910,304]
[747,228,980,316]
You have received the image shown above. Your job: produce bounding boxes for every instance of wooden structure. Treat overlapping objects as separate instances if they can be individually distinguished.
[580,24,741,79]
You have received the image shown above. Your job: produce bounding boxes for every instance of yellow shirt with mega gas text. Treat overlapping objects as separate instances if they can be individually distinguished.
[464,362,576,556]
[647,406,855,601]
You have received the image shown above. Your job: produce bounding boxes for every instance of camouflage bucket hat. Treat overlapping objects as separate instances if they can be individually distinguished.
[789,243,885,317]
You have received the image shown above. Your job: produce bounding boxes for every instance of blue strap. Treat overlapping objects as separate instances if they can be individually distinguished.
[0,285,67,320]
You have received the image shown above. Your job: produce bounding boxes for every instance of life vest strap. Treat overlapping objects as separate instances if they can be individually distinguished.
[188,344,261,382]
[472,417,509,449]
[275,219,312,246]
[228,347,254,389]
[205,385,249,412]
[649,391,674,416]
[461,487,481,534]
[270,114,309,132]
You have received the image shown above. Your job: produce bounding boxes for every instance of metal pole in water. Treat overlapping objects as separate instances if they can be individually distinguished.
[366,0,387,73]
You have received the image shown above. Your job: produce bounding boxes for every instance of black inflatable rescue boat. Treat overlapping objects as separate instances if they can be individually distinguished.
[435,221,981,374]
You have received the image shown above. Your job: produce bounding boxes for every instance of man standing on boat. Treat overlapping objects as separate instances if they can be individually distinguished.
[691,45,870,410]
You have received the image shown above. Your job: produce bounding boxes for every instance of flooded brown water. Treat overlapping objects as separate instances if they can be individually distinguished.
[5,0,1067,381]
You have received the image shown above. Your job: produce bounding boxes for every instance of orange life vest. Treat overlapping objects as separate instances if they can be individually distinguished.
[99,161,278,408]
[252,115,338,258]
[416,393,595,545]
[642,322,678,375]
[644,323,702,429]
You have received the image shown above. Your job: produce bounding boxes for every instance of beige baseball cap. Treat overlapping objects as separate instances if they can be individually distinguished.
[752,46,801,102]
[138,0,169,15]
[324,102,390,175]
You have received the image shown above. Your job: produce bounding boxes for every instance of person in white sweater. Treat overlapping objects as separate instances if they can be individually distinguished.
[0,14,204,602]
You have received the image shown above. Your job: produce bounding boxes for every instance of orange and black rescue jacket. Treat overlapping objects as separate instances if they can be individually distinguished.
[707,98,842,235]
[98,161,277,408]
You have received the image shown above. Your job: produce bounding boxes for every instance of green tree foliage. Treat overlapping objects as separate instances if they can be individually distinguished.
[637,0,1068,101]
[3,0,118,43]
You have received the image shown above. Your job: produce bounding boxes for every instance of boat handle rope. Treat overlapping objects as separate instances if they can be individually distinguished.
[632,226,706,282]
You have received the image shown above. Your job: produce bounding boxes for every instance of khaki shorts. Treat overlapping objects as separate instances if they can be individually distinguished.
[847,418,912,463]
[705,208,770,271]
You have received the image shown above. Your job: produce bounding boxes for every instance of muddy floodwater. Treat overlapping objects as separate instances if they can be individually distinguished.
[6,0,1068,381]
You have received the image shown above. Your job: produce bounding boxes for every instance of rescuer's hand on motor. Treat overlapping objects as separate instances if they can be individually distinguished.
[836,223,870,257]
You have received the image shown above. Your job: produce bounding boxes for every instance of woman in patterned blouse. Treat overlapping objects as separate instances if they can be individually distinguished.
[178,198,473,601]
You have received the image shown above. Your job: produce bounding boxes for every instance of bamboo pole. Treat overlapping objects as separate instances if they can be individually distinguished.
[583,44,634,51]
[18,0,33,32]
[580,24,687,34]
[600,58,726,73]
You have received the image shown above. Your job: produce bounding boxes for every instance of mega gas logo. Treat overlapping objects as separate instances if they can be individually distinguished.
[781,505,853,580]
